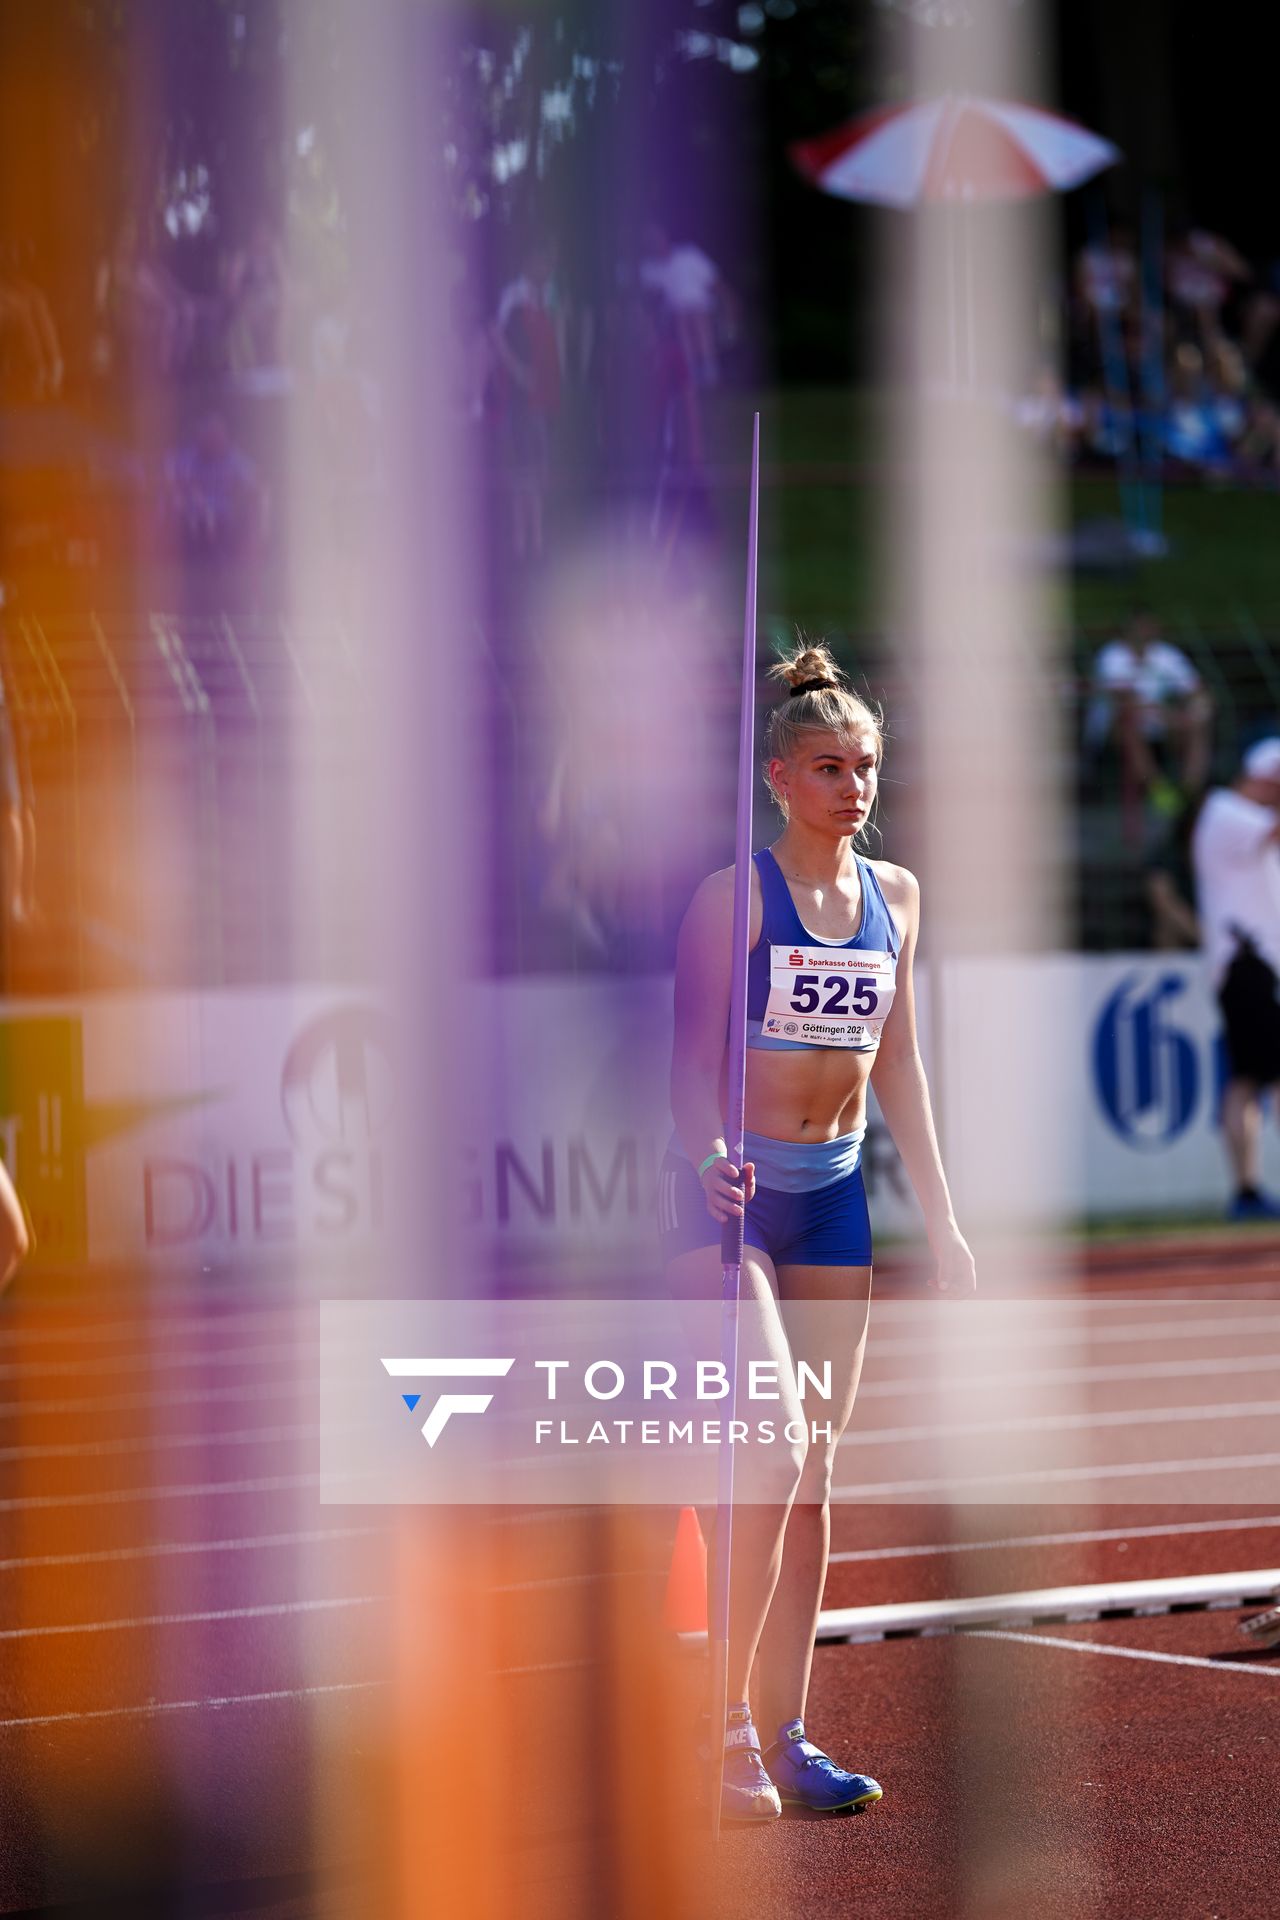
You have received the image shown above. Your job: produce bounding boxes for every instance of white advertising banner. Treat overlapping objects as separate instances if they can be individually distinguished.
[0,955,1270,1272]
[1,990,395,1269]
[1073,952,1279,1214]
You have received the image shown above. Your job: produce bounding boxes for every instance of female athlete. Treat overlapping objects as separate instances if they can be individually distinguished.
[660,641,976,1821]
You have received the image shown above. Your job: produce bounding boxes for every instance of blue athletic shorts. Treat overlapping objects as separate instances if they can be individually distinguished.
[656,1135,873,1270]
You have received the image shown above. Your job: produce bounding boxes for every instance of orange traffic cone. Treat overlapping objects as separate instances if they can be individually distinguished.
[662,1506,708,1633]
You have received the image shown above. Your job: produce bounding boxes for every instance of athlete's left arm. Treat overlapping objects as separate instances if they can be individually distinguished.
[869,864,976,1297]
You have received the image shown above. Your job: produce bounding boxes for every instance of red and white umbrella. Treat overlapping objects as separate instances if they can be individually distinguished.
[791,95,1119,208]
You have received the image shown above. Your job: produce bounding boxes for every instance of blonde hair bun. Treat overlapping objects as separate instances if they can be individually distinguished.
[767,641,843,694]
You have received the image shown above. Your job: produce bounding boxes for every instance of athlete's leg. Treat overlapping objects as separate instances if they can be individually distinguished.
[752,1260,872,1737]
[666,1243,807,1716]
[1222,1076,1262,1191]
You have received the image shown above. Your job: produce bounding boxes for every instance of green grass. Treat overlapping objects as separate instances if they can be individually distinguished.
[701,385,1280,642]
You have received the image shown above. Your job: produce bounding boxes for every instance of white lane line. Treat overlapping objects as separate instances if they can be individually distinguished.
[0,1679,381,1731]
[2,1352,1274,1425]
[832,1453,1280,1500]
[0,1473,322,1512]
[870,1314,1280,1358]
[0,1422,324,1464]
[840,1400,1280,1448]
[828,1514,1280,1565]
[489,1569,652,1594]
[484,1508,602,1527]
[859,1354,1280,1397]
[0,1526,381,1575]
[0,1595,379,1641]
[0,1381,289,1422]
[494,1658,596,1676]
[868,1294,1278,1321]
[0,1341,304,1382]
[972,1627,1280,1678]
[0,1309,302,1348]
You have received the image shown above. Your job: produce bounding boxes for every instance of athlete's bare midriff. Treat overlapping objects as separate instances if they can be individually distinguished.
[718,1039,875,1143]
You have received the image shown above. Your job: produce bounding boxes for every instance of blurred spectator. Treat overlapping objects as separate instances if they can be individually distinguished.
[1086,607,1213,813]
[449,280,497,429]
[223,219,290,375]
[1143,795,1201,950]
[163,412,267,564]
[1074,226,1138,335]
[492,238,564,562]
[639,222,736,389]
[535,742,624,961]
[1057,217,1280,490]
[1013,363,1084,457]
[94,216,198,378]
[1191,737,1280,1220]
[1162,344,1233,474]
[1077,383,1131,462]
[1167,228,1250,352]
[1241,265,1280,383]
[0,244,63,401]
[1207,338,1280,481]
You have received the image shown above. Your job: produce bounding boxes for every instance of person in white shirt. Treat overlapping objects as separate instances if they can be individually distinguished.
[1087,607,1213,809]
[638,223,735,388]
[1191,737,1280,1219]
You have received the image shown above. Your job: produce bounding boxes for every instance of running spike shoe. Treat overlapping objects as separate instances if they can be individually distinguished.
[1228,1191,1280,1222]
[699,1705,782,1822]
[764,1719,883,1813]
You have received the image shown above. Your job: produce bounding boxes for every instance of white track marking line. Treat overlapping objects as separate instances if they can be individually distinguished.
[0,1526,381,1574]
[494,1658,596,1676]
[0,1679,381,1731]
[488,1569,652,1594]
[484,1507,606,1527]
[0,1309,303,1348]
[832,1453,1280,1500]
[860,1353,1280,1397]
[972,1627,1280,1678]
[870,1314,1280,1357]
[828,1514,1280,1565]
[2,1348,1275,1422]
[0,1340,305,1381]
[0,1595,379,1640]
[840,1400,1280,1448]
[0,1422,325,1464]
[0,1381,290,1421]
[0,1472,322,1512]
[867,1294,1276,1322]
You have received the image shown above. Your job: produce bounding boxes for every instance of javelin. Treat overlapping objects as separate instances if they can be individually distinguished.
[709,410,761,1840]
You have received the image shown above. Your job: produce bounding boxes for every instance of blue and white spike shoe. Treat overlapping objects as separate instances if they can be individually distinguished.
[699,1704,782,1822]
[764,1719,883,1813]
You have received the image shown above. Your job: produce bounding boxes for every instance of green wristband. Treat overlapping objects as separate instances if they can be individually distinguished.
[696,1152,727,1179]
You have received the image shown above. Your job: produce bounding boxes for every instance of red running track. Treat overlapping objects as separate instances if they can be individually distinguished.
[0,1235,1277,1916]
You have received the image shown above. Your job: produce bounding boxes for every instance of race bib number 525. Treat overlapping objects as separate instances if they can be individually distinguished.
[760,945,897,1049]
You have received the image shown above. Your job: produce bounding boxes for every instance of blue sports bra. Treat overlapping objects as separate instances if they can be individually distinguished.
[745,847,900,1052]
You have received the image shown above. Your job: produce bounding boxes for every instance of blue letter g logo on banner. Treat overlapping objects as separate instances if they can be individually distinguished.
[1093,973,1199,1149]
